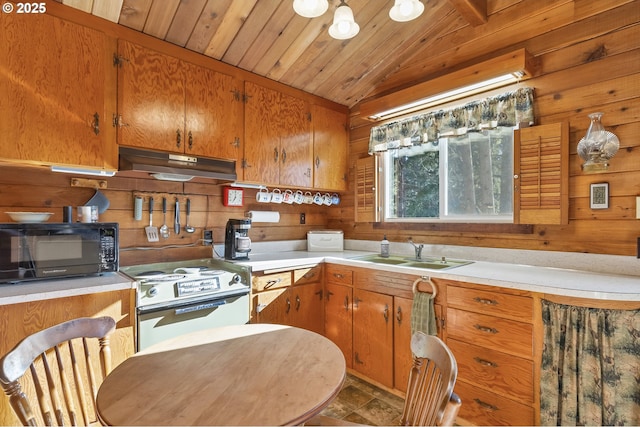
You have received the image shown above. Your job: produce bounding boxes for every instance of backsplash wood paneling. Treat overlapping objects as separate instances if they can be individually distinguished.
[0,165,331,266]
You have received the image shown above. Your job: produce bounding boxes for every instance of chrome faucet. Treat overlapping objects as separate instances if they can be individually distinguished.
[408,238,424,260]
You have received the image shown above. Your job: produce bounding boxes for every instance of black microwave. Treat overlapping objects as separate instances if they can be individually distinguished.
[0,223,118,284]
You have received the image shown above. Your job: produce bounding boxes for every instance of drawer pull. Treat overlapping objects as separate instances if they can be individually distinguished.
[295,295,301,311]
[285,298,291,314]
[474,324,498,334]
[474,398,499,411]
[474,297,498,305]
[303,271,317,279]
[264,278,282,289]
[333,273,344,279]
[383,304,389,323]
[396,306,403,323]
[474,357,498,368]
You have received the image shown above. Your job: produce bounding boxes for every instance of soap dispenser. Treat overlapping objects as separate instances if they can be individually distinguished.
[381,235,390,258]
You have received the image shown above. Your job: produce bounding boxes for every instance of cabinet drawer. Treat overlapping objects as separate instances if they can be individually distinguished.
[447,286,532,322]
[325,265,353,286]
[455,379,535,426]
[253,272,292,292]
[293,265,323,285]
[448,339,533,404]
[447,308,533,358]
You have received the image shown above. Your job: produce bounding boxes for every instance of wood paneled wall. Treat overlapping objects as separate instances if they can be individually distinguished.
[329,2,640,257]
[0,165,332,266]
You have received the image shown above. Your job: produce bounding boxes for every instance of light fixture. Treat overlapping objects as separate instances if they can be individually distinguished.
[50,165,116,177]
[360,49,537,121]
[292,0,328,18]
[369,74,521,120]
[229,182,267,190]
[389,0,424,22]
[328,0,359,40]
[577,112,619,173]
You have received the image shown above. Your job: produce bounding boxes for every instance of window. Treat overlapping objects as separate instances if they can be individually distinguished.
[382,127,514,222]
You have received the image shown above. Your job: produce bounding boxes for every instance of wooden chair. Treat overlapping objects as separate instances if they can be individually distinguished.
[0,316,116,426]
[400,332,460,426]
[307,332,460,426]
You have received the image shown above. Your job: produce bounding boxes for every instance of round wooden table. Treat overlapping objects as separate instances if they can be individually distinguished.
[96,323,346,426]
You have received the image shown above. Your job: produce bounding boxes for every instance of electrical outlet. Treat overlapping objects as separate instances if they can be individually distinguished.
[203,230,213,246]
[300,213,306,224]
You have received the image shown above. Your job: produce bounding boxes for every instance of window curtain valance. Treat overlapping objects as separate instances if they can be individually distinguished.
[368,87,535,154]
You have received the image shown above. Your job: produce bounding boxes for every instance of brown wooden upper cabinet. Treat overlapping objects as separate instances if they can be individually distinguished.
[116,40,243,163]
[312,105,349,192]
[0,13,117,170]
[243,81,313,188]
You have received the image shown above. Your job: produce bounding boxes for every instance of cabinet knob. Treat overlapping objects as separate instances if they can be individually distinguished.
[285,298,291,314]
[383,304,389,323]
[396,306,403,323]
[188,131,193,149]
[295,295,301,311]
[176,129,181,148]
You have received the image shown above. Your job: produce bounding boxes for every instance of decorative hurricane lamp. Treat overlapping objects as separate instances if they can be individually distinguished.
[577,112,619,173]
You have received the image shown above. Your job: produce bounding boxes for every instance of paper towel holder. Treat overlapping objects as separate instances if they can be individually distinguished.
[245,210,280,223]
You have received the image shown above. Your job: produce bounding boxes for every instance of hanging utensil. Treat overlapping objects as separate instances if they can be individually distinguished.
[174,198,181,235]
[160,197,169,239]
[145,197,159,242]
[185,198,195,233]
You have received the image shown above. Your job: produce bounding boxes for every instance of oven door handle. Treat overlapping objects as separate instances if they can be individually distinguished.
[174,300,227,315]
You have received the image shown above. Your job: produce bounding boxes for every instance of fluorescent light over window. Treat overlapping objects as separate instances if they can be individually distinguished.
[360,49,536,121]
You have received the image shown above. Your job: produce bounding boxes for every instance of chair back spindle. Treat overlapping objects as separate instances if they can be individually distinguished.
[0,317,116,426]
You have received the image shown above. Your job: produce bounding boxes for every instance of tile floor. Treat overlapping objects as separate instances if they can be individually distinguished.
[318,374,406,425]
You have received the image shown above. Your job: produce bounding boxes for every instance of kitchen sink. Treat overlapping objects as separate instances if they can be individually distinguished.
[353,255,410,265]
[353,254,473,270]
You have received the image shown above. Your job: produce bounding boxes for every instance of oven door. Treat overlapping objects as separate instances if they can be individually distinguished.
[137,292,250,351]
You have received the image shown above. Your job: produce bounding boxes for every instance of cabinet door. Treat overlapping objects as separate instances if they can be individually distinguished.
[117,40,185,152]
[290,282,324,334]
[394,296,413,393]
[353,289,393,388]
[313,105,349,191]
[243,81,281,184]
[254,287,290,326]
[184,62,243,161]
[0,13,117,169]
[279,93,312,187]
[324,282,353,368]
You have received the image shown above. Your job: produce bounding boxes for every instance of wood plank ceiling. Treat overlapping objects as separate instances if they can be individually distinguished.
[52,0,578,109]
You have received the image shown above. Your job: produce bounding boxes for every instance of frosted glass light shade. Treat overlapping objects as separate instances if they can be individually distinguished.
[328,2,359,39]
[389,0,424,22]
[293,0,328,18]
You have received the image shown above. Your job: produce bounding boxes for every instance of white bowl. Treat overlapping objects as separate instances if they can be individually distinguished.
[6,212,54,223]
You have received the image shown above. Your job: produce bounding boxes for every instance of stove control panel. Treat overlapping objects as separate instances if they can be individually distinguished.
[176,278,221,297]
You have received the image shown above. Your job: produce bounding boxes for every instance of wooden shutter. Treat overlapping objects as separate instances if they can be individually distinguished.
[513,122,569,225]
[355,156,378,222]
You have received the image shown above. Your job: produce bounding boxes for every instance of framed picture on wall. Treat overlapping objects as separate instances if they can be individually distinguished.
[590,182,609,209]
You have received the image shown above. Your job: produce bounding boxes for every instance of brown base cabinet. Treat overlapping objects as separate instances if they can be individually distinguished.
[443,279,536,426]
[252,265,324,335]
[353,288,393,388]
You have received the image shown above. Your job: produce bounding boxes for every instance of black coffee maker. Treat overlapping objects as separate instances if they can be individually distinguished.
[224,219,252,260]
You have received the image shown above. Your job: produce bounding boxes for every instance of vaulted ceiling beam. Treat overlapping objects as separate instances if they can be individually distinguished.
[448,0,487,26]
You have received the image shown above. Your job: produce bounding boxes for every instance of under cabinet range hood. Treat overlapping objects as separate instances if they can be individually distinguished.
[118,147,237,182]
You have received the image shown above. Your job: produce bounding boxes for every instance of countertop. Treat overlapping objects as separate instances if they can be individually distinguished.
[1,249,638,305]
[0,272,135,305]
[235,250,640,301]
